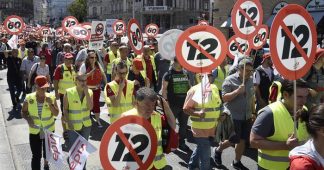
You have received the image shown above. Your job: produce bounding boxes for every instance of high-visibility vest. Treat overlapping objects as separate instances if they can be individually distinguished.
[190,84,222,129]
[137,55,157,81]
[104,80,134,123]
[258,101,308,170]
[58,64,76,94]
[66,87,93,131]
[122,108,167,169]
[18,48,28,59]
[213,66,228,90]
[26,92,55,134]
[106,51,120,74]
[269,81,282,103]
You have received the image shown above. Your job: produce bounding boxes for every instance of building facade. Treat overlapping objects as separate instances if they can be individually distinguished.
[87,0,213,33]
[0,0,33,23]
[47,0,74,27]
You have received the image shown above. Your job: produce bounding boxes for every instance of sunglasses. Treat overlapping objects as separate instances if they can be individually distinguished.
[89,57,96,59]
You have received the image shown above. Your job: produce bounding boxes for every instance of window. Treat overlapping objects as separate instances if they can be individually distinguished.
[156,0,163,6]
[188,0,194,10]
[93,6,97,16]
[204,2,208,10]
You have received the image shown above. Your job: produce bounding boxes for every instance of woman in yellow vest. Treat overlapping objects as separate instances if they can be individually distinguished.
[21,75,59,170]
[63,73,93,150]
[250,79,309,170]
[121,87,176,169]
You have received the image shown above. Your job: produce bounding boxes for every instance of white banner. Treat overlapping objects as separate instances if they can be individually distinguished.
[88,21,106,50]
[68,133,97,170]
[44,130,65,168]
[8,35,18,49]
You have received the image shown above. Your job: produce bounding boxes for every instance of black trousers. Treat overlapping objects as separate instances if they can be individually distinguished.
[29,133,46,170]
[7,79,22,106]
[170,104,189,145]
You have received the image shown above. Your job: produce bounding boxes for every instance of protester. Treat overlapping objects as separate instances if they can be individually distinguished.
[56,43,72,66]
[128,58,147,88]
[79,51,107,128]
[21,76,59,170]
[0,37,8,68]
[103,41,120,82]
[161,58,191,151]
[155,50,170,92]
[38,43,53,80]
[4,49,23,109]
[27,54,51,92]
[104,61,135,124]
[221,57,255,169]
[183,72,223,170]
[253,53,274,111]
[250,79,309,170]
[289,104,324,170]
[111,44,132,79]
[121,87,176,169]
[20,48,39,94]
[18,40,28,59]
[137,45,157,90]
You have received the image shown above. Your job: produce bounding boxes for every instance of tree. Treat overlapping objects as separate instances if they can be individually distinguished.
[68,0,87,22]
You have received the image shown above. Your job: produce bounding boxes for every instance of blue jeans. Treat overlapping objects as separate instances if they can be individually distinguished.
[106,74,111,82]
[189,137,212,170]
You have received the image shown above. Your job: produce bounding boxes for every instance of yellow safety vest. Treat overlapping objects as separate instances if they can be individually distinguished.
[258,101,308,170]
[58,64,76,94]
[66,87,93,131]
[122,108,167,169]
[18,48,28,59]
[104,80,134,123]
[106,51,120,74]
[190,84,222,129]
[26,92,55,134]
[269,81,282,103]
[137,55,157,81]
[213,66,228,90]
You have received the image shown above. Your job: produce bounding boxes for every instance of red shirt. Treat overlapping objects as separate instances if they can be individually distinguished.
[104,54,110,63]
[144,57,153,82]
[86,66,103,86]
[105,80,136,97]
[39,49,52,66]
[53,64,73,80]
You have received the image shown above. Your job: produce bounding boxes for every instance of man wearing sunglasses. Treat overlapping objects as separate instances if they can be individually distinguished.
[104,61,136,124]
[20,48,39,94]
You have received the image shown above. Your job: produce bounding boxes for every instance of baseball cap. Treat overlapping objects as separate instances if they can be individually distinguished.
[34,76,49,88]
[64,53,74,59]
[132,58,144,71]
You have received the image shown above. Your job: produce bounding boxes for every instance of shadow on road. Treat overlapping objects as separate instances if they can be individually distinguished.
[89,118,109,141]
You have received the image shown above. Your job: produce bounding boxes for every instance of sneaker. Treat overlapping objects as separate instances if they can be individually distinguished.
[178,144,190,151]
[232,160,249,170]
[214,149,222,166]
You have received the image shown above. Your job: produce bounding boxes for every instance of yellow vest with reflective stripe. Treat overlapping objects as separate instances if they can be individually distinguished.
[106,51,120,74]
[58,64,76,94]
[105,80,134,123]
[269,81,282,103]
[190,84,222,129]
[258,101,308,170]
[213,66,227,90]
[66,87,93,131]
[122,108,167,169]
[27,92,55,134]
[137,55,157,81]
[18,48,28,59]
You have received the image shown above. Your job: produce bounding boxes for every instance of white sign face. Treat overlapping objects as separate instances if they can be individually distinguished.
[232,0,263,39]
[158,29,183,60]
[107,124,152,170]
[89,21,106,50]
[69,26,90,40]
[127,19,144,55]
[227,36,250,59]
[145,24,159,38]
[113,20,126,35]
[275,14,312,71]
[41,28,50,37]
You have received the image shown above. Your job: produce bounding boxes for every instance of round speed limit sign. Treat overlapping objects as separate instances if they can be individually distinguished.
[158,29,183,60]
[40,27,51,37]
[231,0,263,39]
[127,19,144,55]
[4,15,25,35]
[270,4,317,80]
[145,23,159,38]
[250,25,268,50]
[112,20,126,35]
[227,35,251,60]
[175,25,227,73]
[62,16,79,32]
[68,25,90,40]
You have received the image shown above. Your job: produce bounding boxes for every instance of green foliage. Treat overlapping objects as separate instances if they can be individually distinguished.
[68,0,87,22]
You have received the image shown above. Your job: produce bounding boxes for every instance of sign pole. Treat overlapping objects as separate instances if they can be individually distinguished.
[293,79,297,138]
[133,0,135,19]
